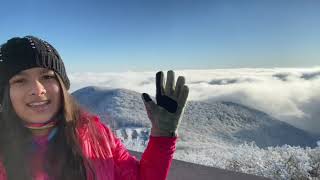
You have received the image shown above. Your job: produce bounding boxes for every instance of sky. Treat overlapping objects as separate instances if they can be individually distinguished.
[69,68,320,134]
[1,0,320,72]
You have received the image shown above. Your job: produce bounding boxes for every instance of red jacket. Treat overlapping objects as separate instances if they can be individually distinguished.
[0,112,177,180]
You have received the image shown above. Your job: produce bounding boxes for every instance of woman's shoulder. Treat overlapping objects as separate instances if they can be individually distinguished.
[76,110,117,158]
[76,110,115,141]
[78,109,99,124]
[80,110,111,126]
[77,110,103,127]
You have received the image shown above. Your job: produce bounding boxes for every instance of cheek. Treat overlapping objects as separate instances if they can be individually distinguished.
[48,83,62,103]
[9,87,25,113]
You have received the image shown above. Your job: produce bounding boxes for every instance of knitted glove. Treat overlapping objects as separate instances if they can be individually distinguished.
[142,70,189,137]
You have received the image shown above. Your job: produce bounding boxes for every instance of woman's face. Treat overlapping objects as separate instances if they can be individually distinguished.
[9,67,62,124]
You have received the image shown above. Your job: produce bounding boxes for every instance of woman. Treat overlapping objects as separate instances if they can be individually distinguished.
[0,36,189,180]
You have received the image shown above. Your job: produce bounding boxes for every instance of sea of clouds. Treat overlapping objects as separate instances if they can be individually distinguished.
[69,67,320,134]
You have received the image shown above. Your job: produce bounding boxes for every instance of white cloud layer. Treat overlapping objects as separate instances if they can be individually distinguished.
[69,67,320,134]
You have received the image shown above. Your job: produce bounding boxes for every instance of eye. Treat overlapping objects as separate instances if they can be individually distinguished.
[10,78,25,84]
[43,75,56,80]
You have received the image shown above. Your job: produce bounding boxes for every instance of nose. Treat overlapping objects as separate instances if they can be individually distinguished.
[29,80,47,96]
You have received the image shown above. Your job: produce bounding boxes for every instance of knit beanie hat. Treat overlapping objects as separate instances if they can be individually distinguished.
[0,35,70,103]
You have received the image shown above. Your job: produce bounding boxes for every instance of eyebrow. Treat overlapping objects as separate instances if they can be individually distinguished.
[40,69,54,74]
[15,69,54,76]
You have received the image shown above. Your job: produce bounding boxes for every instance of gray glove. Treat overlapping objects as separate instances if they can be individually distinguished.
[142,70,189,137]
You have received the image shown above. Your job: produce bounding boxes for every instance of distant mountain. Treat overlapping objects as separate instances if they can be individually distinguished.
[72,86,318,148]
[72,86,150,128]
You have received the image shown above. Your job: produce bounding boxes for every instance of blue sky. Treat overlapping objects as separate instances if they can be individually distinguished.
[1,0,320,72]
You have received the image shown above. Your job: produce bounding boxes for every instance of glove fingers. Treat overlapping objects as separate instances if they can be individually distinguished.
[165,70,175,96]
[156,71,165,98]
[178,85,189,109]
[174,76,185,98]
[142,93,157,110]
[142,93,159,128]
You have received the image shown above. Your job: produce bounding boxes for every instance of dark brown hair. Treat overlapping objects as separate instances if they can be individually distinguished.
[0,73,95,180]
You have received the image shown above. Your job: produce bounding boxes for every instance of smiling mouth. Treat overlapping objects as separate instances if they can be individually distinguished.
[26,100,51,107]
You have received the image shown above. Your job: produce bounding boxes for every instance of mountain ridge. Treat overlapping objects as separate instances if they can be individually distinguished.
[72,86,318,148]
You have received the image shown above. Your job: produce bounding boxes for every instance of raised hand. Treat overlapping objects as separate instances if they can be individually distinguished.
[142,70,189,137]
